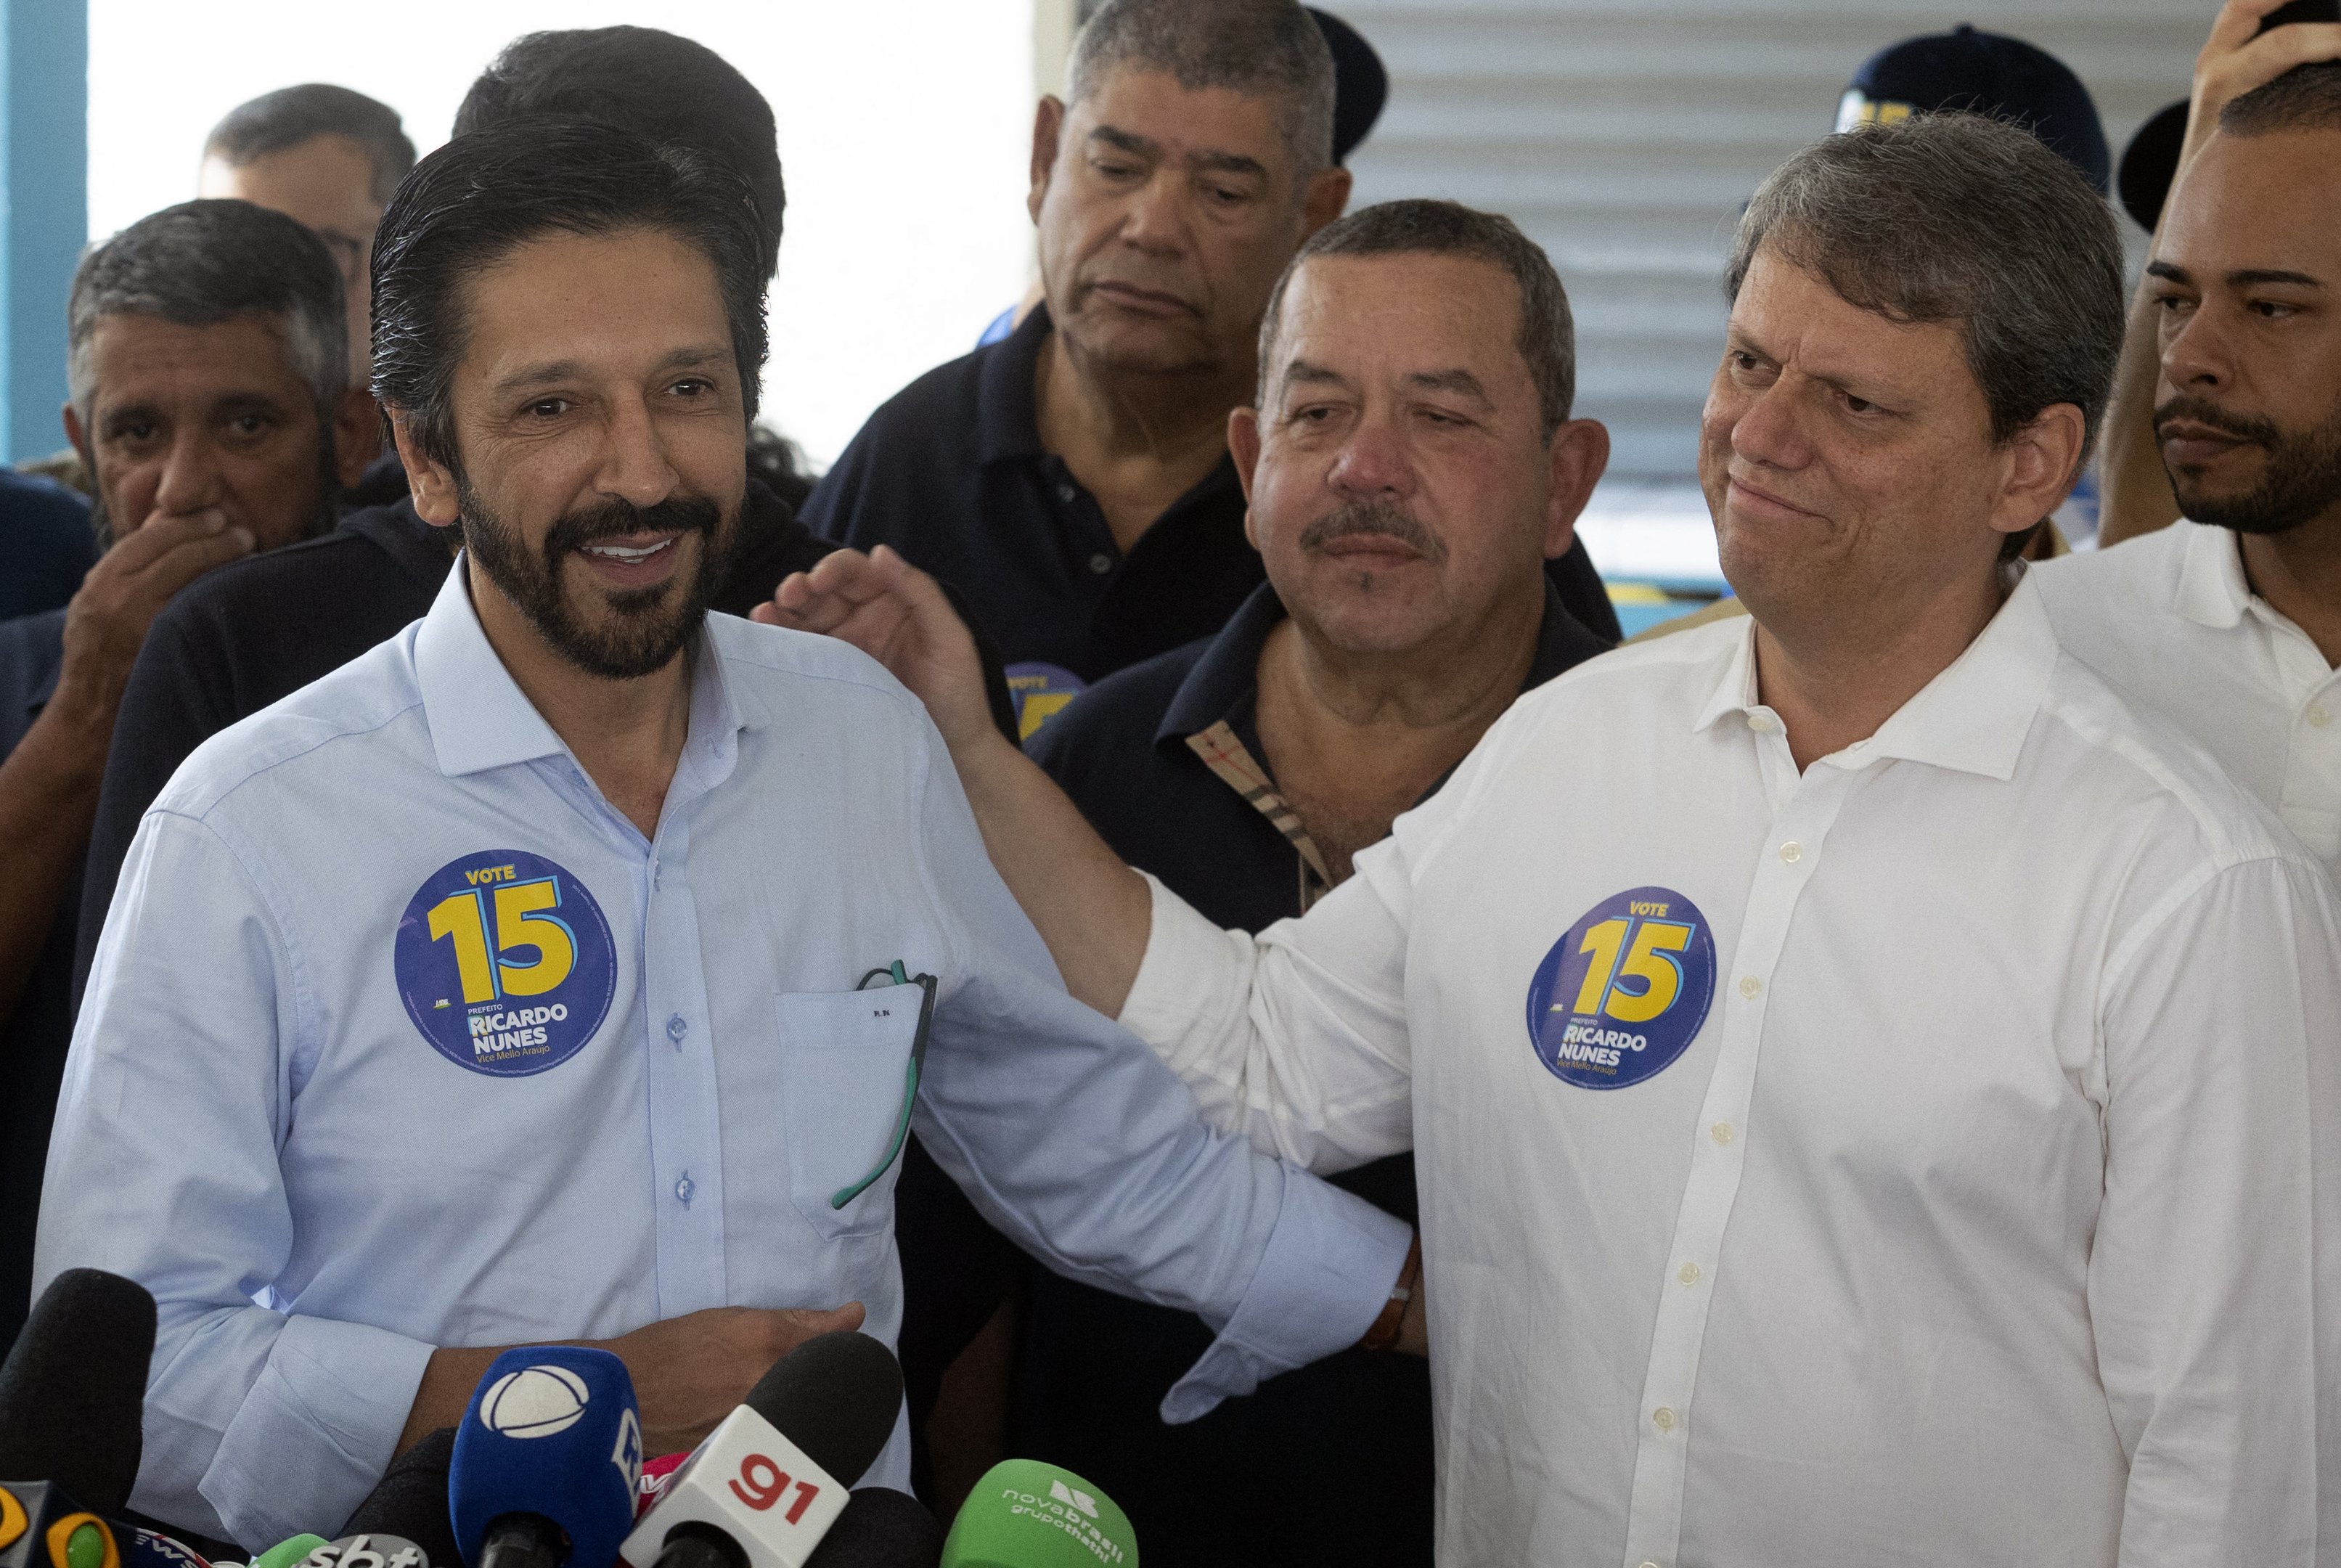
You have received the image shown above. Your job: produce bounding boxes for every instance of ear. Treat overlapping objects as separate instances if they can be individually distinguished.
[1542,418,1611,558]
[61,401,90,470]
[1990,402,2088,542]
[1229,404,1265,549]
[1028,96,1067,226]
[1299,166,1352,239]
[388,409,462,529]
[332,388,383,490]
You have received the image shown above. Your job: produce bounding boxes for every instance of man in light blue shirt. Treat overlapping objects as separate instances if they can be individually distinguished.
[36,119,1415,1549]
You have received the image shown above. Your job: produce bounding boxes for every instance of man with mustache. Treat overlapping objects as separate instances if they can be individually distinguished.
[992,198,1606,1567]
[771,113,2341,1560]
[799,0,1617,744]
[2034,44,2341,883]
[35,121,1416,1551]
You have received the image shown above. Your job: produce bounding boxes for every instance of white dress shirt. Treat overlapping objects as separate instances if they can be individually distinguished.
[1119,574,2341,1566]
[37,564,1408,1548]
[2034,519,2340,881]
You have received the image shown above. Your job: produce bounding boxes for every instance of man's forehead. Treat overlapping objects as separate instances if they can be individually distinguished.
[87,311,303,393]
[1275,253,1521,367]
[1074,66,1293,167]
[2162,130,2341,283]
[455,229,730,375]
[1729,247,1963,383]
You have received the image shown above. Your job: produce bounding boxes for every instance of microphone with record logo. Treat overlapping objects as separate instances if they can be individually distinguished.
[938,1461,1134,1568]
[619,1334,902,1568]
[449,1349,642,1568]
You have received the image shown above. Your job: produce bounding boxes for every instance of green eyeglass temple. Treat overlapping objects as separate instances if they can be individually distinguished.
[832,961,938,1210]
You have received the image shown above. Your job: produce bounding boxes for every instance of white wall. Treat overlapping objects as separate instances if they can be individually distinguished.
[87,0,1040,467]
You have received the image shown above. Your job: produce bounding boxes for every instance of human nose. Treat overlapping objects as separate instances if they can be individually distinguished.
[2160,300,2233,398]
[1325,405,1417,500]
[1721,372,1812,474]
[150,427,226,522]
[592,393,679,510]
[1119,171,1189,256]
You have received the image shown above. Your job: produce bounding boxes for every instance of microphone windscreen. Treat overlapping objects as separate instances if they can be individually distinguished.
[0,1269,155,1514]
[801,1491,939,1568]
[341,1428,458,1567]
[252,1538,332,1568]
[741,1336,901,1491]
[449,1349,643,1568]
[939,1461,1134,1568]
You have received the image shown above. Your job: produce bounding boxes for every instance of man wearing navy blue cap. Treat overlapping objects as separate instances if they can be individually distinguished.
[1836,23,2111,192]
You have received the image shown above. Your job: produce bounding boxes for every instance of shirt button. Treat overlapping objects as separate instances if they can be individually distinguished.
[1056,482,1078,504]
[1652,1407,1677,1432]
[2309,703,2332,728]
[1779,841,1803,863]
[1678,1262,1701,1286]
[1088,552,1114,575]
[666,1013,688,1044]
[674,1174,695,1207]
[1745,712,1776,732]
[1711,1121,1734,1145]
[1739,975,1762,999]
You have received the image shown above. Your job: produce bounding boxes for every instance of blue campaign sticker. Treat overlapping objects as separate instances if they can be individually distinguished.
[1005,661,1086,743]
[394,849,618,1077]
[1525,886,1717,1090]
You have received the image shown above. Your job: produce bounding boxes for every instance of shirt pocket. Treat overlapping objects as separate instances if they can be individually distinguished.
[776,987,923,1240]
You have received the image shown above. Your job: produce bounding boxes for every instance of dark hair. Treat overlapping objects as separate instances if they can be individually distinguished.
[1725,114,2125,456]
[2221,60,2341,136]
[70,199,346,427]
[203,84,416,206]
[370,120,768,473]
[455,28,785,280]
[1070,0,1336,173]
[1258,197,1576,438]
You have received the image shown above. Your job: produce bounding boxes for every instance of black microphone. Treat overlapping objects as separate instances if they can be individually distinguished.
[341,1429,459,1568]
[0,1269,155,1516]
[801,1491,939,1568]
[620,1334,904,1568]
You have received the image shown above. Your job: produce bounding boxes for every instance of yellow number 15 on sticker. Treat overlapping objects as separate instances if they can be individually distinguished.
[427,877,579,1004]
[1569,916,1696,1023]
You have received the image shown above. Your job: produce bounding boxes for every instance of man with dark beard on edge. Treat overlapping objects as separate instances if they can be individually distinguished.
[2035,29,2341,884]
[33,121,1417,1551]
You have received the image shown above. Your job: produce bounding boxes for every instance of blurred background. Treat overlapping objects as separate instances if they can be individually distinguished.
[0,0,2210,619]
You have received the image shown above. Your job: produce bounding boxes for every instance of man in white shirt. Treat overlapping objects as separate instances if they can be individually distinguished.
[769,114,2341,1563]
[2034,56,2341,881]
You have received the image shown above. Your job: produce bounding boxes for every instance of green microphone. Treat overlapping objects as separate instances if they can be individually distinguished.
[249,1537,329,1568]
[939,1461,1135,1567]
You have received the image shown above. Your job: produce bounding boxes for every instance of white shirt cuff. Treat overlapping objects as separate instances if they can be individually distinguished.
[1158,1162,1413,1425]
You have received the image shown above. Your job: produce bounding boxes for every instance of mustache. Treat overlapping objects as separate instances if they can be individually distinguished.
[2154,394,2281,448]
[545,493,722,560]
[1296,498,1448,564]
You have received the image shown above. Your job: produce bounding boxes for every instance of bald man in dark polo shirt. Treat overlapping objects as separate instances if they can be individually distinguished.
[801,0,1617,748]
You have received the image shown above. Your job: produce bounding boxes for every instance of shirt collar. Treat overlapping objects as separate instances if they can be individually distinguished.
[1693,572,2059,783]
[2171,520,2252,631]
[411,555,746,782]
[975,301,1055,467]
[1156,575,1606,749]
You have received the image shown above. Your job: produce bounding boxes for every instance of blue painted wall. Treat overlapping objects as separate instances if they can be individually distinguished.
[0,0,86,462]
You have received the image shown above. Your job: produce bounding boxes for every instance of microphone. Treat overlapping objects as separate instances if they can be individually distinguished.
[0,1483,125,1568]
[342,1429,458,1568]
[449,1349,643,1568]
[290,1538,430,1568]
[800,1493,937,1568]
[938,1461,1134,1568]
[0,1270,156,1516]
[250,1540,328,1568]
[128,1530,215,1568]
[618,1334,902,1568]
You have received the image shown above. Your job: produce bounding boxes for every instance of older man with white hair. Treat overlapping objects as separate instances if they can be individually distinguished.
[770,113,2341,1564]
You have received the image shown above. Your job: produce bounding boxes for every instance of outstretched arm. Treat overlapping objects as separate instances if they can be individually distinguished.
[756,547,1153,1016]
[2098,0,2341,547]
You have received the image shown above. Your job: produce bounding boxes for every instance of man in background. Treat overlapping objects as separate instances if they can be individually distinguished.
[200,83,415,389]
[803,0,1618,743]
[1005,199,1608,1567]
[0,200,371,1352]
[2035,53,2341,883]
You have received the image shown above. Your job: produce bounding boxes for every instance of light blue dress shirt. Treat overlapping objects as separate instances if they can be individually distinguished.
[37,564,1410,1548]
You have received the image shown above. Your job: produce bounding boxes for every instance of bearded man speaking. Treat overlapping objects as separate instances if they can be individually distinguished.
[33,121,1415,1550]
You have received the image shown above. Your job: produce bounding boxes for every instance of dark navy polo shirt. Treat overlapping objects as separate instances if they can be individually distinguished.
[801,304,1621,723]
[0,608,76,1352]
[1013,577,1609,1568]
[0,470,96,621]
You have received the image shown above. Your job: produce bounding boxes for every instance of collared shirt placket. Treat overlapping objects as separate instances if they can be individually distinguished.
[1185,719,1334,911]
[2252,603,2341,859]
[1619,708,1859,1568]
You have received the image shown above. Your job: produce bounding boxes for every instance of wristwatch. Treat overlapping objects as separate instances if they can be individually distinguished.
[1359,1231,1423,1352]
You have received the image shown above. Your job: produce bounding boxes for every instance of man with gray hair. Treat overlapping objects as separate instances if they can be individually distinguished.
[0,198,375,1354]
[770,114,2341,1559]
[200,83,415,383]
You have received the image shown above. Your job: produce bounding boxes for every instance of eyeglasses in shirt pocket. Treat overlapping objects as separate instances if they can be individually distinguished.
[776,987,923,1240]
